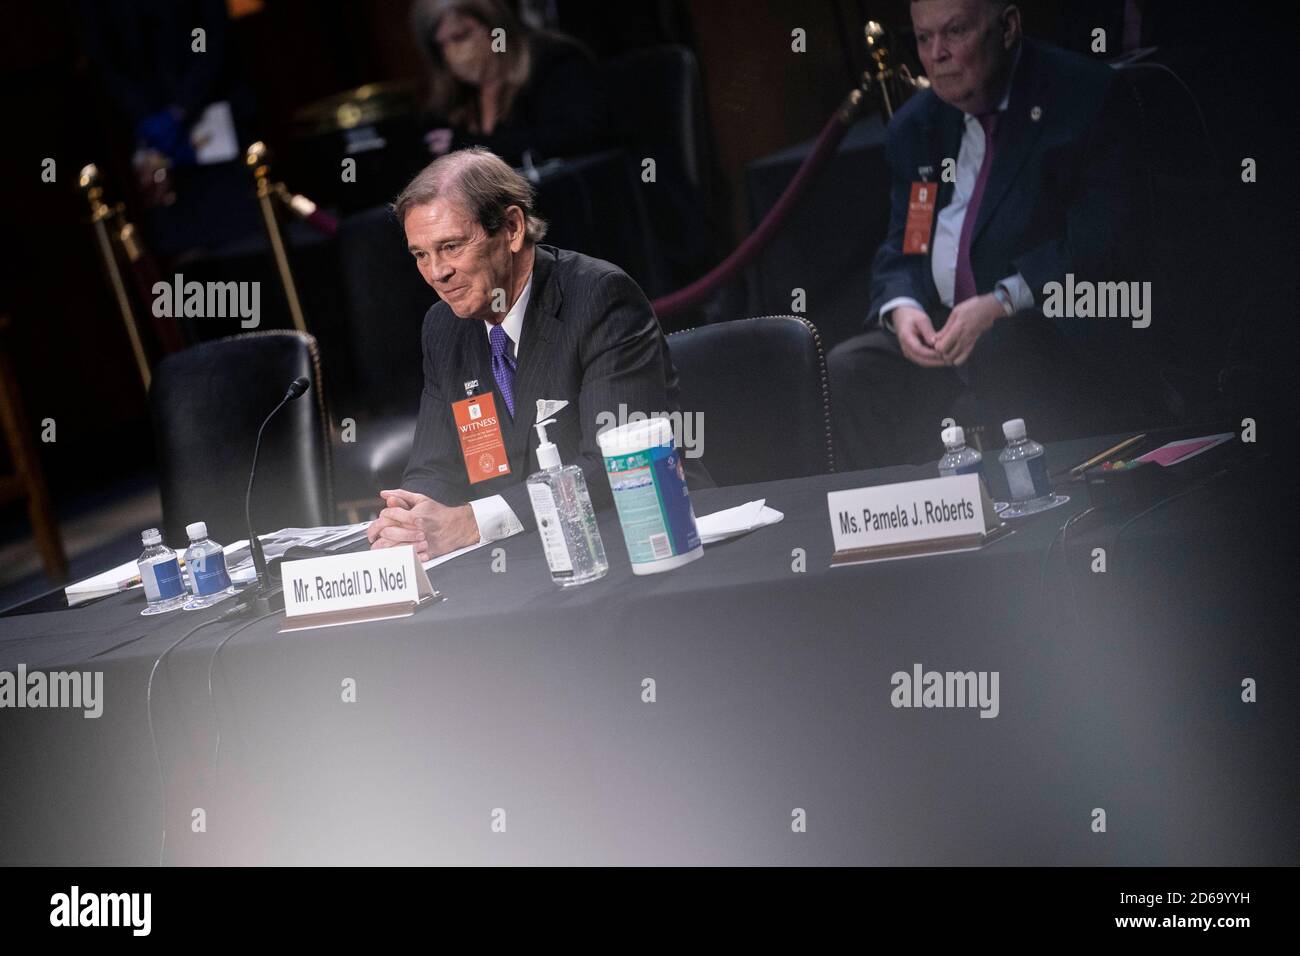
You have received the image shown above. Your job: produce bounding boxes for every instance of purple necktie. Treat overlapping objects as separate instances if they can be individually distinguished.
[952,112,1000,305]
[489,323,516,417]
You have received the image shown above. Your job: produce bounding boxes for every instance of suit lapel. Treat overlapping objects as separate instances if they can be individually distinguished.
[506,245,564,467]
[973,39,1049,244]
[459,322,492,400]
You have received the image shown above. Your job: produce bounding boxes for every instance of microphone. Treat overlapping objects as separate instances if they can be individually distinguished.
[284,375,309,401]
[234,375,311,615]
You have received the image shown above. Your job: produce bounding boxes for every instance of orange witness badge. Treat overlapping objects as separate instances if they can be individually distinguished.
[451,393,511,484]
[903,182,938,254]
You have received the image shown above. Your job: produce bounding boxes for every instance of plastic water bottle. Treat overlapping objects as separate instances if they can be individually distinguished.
[938,425,984,479]
[138,528,187,615]
[998,419,1067,517]
[182,521,234,609]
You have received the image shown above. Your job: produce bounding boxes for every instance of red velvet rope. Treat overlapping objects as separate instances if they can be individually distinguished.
[304,208,340,238]
[650,108,856,318]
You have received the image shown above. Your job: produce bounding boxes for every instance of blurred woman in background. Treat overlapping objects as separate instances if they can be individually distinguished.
[411,0,607,166]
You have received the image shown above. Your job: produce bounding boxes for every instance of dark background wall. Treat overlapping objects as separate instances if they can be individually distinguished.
[0,0,1288,515]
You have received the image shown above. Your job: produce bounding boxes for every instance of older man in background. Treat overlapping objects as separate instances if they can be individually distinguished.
[829,0,1148,468]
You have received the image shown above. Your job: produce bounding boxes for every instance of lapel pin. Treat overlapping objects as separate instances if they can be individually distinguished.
[1030,105,1043,122]
[464,378,479,395]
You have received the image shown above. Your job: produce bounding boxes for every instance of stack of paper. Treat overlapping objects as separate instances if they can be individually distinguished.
[64,560,147,607]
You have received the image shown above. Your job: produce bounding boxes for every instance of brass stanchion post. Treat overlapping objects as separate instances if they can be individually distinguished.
[79,164,152,390]
[246,142,309,334]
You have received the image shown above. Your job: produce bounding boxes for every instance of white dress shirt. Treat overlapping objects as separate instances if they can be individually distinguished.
[467,272,533,543]
[881,47,1034,330]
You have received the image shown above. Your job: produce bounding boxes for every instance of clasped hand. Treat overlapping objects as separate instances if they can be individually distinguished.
[366,489,480,561]
[892,294,1004,368]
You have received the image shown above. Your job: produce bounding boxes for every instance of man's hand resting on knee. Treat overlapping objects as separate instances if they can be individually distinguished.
[366,489,480,562]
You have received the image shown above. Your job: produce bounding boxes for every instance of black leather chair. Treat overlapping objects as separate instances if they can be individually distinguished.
[331,204,435,517]
[667,316,835,486]
[337,205,431,409]
[1114,58,1226,422]
[149,330,333,546]
[603,45,726,303]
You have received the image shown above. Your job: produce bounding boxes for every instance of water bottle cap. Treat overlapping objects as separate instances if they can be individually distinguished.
[186,521,208,540]
[141,527,162,546]
[941,425,965,448]
[1002,418,1027,441]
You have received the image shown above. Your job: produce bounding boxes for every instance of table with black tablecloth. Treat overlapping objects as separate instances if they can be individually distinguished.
[1,434,1295,865]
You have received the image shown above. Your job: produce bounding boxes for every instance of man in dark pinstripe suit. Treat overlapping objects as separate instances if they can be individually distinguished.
[367,147,709,560]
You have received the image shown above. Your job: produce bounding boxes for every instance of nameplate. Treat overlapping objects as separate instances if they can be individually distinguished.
[827,474,1010,565]
[279,545,437,632]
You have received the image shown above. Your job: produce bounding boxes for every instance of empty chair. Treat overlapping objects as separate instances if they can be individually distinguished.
[149,330,333,545]
[603,45,726,300]
[332,204,434,517]
[337,204,432,413]
[666,316,835,486]
[1113,59,1226,422]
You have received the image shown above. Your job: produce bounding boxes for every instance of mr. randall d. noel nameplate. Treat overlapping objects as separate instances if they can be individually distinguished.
[279,544,437,632]
[827,473,1011,565]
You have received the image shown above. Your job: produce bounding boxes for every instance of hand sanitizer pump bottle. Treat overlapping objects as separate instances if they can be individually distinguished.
[526,417,609,587]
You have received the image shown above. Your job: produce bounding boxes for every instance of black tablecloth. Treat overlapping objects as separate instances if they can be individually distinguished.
[1,435,1295,865]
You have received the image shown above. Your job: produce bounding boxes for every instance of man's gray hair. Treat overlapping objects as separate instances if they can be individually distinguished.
[392,147,548,243]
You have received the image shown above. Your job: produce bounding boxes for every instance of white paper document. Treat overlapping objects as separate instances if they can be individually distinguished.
[695,499,784,545]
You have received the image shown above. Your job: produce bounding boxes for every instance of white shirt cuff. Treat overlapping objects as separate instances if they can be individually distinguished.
[997,274,1035,313]
[879,296,926,334]
[469,494,524,543]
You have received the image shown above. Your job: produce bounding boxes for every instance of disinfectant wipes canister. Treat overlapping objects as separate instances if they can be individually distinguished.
[597,417,702,574]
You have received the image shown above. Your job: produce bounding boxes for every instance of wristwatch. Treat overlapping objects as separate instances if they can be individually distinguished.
[992,283,1015,317]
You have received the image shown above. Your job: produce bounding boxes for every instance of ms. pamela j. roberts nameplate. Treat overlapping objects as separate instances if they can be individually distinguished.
[280,545,437,632]
[827,473,1010,566]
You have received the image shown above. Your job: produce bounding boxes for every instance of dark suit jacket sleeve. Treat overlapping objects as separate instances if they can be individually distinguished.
[866,115,935,330]
[495,269,670,526]
[400,312,474,506]
[1011,73,1146,309]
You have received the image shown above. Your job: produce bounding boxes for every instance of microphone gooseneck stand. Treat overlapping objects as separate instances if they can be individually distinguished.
[230,376,311,617]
